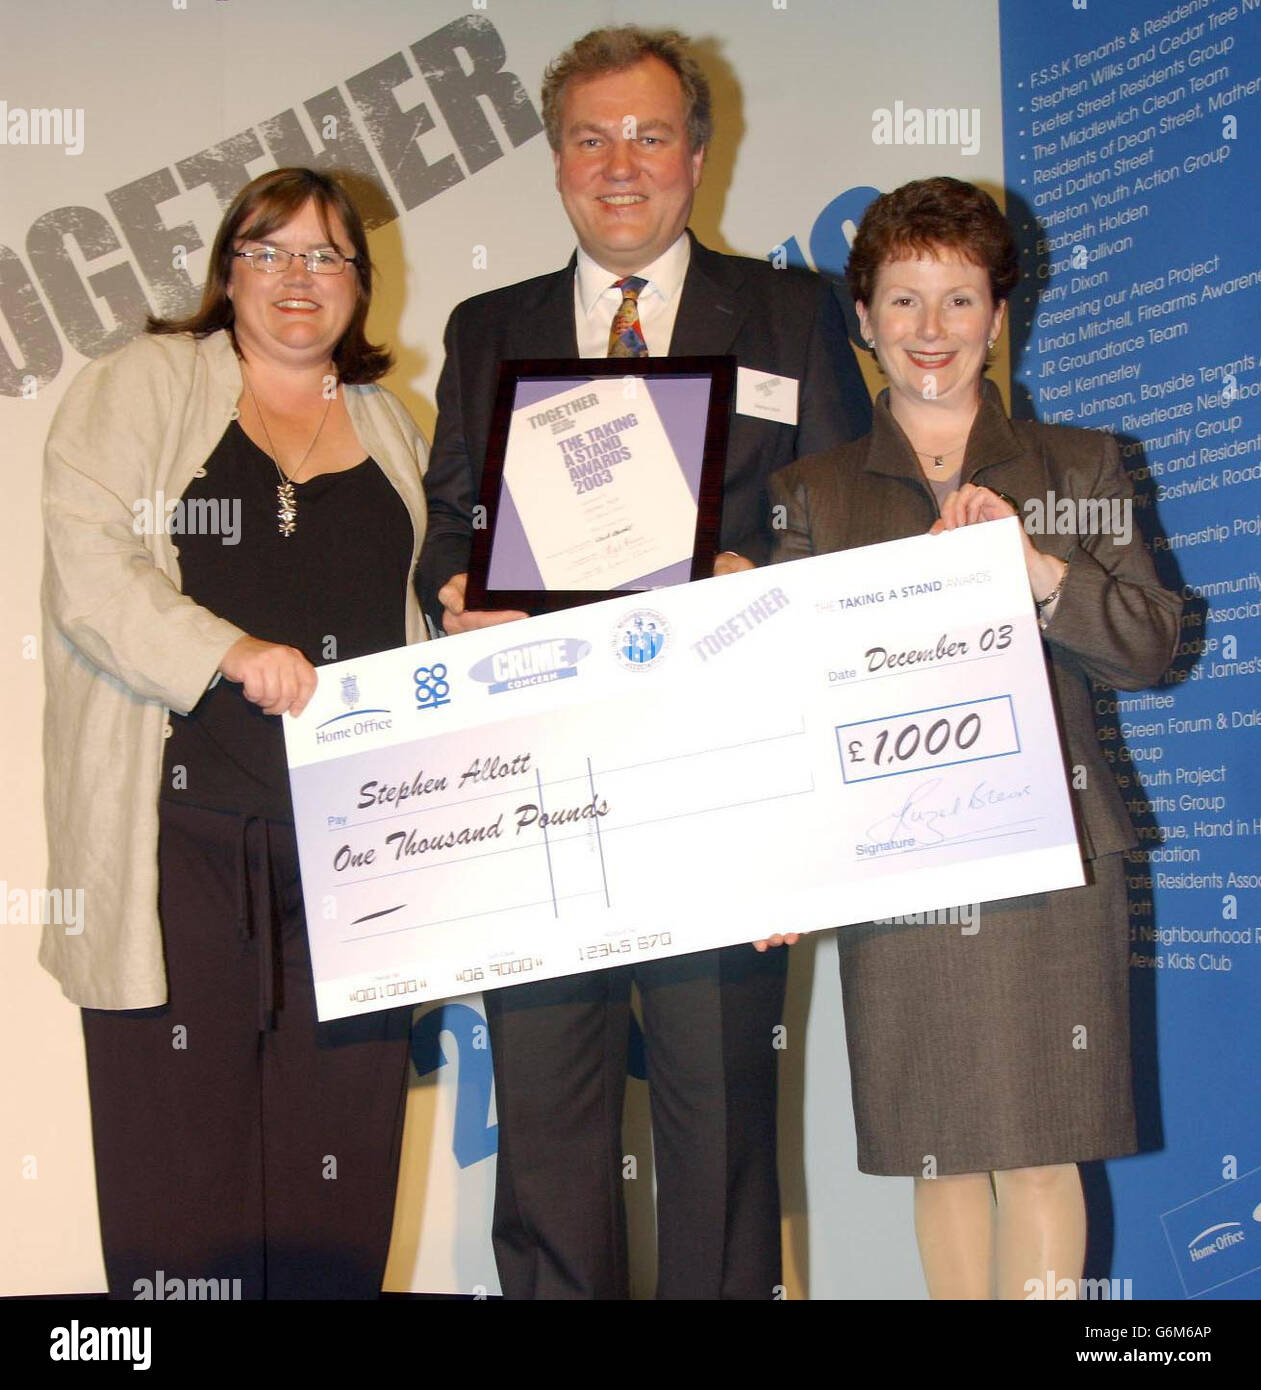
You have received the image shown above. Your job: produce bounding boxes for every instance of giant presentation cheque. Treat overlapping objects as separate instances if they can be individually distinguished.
[285,518,1084,1020]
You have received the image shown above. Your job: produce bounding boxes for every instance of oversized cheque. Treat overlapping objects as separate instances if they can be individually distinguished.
[283,518,1083,1020]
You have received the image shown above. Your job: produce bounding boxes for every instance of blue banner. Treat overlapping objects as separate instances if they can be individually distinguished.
[1000,0,1261,1300]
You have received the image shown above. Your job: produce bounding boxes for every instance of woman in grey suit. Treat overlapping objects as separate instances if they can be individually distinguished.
[768,179,1180,1299]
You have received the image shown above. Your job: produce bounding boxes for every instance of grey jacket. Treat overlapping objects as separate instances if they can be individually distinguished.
[40,329,428,1007]
[768,380,1181,861]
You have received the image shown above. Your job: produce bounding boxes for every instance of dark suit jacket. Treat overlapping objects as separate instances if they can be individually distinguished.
[769,381,1182,861]
[417,231,872,623]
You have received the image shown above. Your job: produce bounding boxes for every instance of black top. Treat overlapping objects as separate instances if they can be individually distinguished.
[163,420,411,821]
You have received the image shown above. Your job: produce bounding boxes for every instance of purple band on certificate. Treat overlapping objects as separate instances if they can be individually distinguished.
[488,375,710,591]
[467,356,734,615]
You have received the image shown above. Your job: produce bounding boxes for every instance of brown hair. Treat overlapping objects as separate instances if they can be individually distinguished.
[541,25,713,153]
[147,167,391,384]
[846,178,1019,310]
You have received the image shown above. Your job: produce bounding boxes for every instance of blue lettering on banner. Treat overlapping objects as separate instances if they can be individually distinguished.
[771,185,880,348]
[999,0,1261,1300]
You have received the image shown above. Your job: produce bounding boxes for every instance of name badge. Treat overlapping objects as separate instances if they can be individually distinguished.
[736,367,798,425]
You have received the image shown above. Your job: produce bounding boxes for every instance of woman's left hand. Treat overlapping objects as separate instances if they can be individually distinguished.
[932,481,1020,532]
[930,484,1066,609]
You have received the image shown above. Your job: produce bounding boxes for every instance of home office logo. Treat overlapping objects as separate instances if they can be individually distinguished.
[314,673,393,746]
[613,609,670,670]
[469,638,591,694]
[1187,1220,1248,1263]
[1160,1168,1261,1296]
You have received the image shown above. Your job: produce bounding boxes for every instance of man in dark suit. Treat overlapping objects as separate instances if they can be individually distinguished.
[418,24,871,1299]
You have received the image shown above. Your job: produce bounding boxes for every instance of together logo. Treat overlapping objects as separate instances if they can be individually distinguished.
[469,637,591,694]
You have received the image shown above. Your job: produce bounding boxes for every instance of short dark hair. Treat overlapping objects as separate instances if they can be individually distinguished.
[541,25,713,153]
[147,167,391,384]
[846,178,1020,309]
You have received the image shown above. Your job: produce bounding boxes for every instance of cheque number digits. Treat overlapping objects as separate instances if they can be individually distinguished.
[578,932,673,963]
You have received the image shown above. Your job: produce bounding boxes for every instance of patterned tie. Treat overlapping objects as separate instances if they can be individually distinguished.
[607,276,649,358]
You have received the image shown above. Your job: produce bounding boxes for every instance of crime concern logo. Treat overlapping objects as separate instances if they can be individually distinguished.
[612,609,670,671]
[469,637,591,694]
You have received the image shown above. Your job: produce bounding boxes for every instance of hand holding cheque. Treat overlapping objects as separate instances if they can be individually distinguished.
[283,518,1083,1020]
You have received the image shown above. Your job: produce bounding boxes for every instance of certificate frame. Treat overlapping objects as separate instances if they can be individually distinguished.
[466,356,735,614]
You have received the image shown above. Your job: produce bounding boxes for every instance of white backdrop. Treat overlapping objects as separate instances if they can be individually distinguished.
[0,0,1003,1298]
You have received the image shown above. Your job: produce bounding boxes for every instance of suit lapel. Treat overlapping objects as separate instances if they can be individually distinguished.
[526,236,747,360]
[505,258,580,358]
[963,381,1054,510]
[667,233,751,357]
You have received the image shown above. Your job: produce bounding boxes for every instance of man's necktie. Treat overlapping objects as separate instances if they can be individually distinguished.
[607,276,649,358]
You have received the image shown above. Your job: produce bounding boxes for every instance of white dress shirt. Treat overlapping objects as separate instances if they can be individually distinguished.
[573,233,691,358]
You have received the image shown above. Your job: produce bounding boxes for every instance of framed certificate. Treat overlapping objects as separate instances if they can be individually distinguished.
[465,356,735,613]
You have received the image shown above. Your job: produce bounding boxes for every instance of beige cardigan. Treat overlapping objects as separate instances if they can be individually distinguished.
[40,329,429,1008]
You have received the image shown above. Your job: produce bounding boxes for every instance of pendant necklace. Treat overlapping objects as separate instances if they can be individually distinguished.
[912,442,967,472]
[242,375,333,537]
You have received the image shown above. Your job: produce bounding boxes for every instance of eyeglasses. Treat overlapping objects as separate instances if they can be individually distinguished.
[233,246,357,275]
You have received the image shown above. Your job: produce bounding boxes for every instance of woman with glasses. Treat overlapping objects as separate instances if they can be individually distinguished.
[40,168,427,1298]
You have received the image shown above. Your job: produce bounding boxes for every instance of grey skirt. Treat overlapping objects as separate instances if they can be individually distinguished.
[836,852,1137,1176]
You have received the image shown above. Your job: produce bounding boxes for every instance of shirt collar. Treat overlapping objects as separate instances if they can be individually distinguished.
[575,232,692,318]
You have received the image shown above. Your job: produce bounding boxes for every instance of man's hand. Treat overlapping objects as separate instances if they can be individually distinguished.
[713,551,755,577]
[439,573,529,635]
[753,932,800,952]
[219,636,318,717]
